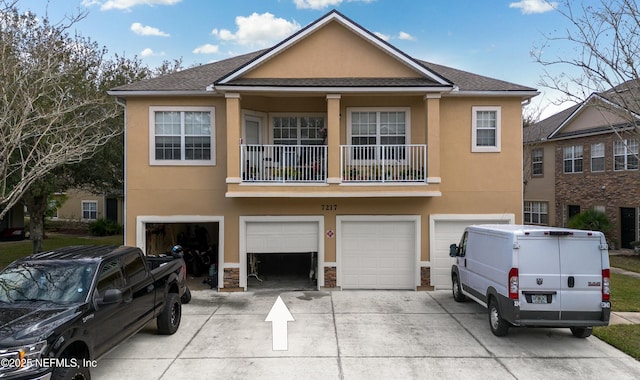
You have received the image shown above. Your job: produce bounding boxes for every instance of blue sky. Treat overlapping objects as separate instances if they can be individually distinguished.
[16,0,588,118]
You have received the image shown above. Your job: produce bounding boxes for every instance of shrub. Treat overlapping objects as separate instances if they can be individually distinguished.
[567,209,612,233]
[88,218,123,236]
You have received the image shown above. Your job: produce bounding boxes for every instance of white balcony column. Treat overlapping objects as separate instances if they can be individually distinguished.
[425,94,441,183]
[226,93,242,183]
[326,94,341,183]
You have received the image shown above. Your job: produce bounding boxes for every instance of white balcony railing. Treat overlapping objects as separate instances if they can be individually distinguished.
[240,144,427,184]
[241,144,327,183]
[340,144,427,183]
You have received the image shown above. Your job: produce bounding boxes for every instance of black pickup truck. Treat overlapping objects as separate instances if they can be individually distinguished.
[0,245,189,380]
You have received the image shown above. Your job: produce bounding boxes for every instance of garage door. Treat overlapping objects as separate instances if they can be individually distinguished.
[340,219,416,289]
[430,216,512,289]
[246,222,318,253]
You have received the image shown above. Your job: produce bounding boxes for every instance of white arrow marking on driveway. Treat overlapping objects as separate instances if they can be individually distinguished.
[265,295,295,351]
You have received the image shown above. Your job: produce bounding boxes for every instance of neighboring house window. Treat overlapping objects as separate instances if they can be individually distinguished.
[591,143,605,172]
[82,201,97,220]
[563,145,583,173]
[471,106,501,152]
[272,115,325,145]
[524,201,548,225]
[614,139,639,171]
[531,148,543,176]
[149,107,215,166]
[347,108,410,160]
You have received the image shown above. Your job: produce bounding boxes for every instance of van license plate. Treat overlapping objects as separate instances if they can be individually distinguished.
[532,295,547,304]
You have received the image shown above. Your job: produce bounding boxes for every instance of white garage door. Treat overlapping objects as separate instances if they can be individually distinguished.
[246,222,318,253]
[430,216,513,289]
[340,219,416,289]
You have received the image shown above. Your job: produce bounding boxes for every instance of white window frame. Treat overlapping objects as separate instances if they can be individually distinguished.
[346,107,411,161]
[471,106,501,152]
[82,201,98,221]
[269,113,326,145]
[563,145,583,173]
[524,201,548,225]
[149,106,216,166]
[531,148,543,176]
[591,143,605,172]
[613,139,639,171]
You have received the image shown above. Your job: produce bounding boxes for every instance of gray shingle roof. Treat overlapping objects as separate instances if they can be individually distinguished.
[110,51,536,94]
[220,77,444,87]
[417,60,536,92]
[523,104,579,143]
[110,50,266,92]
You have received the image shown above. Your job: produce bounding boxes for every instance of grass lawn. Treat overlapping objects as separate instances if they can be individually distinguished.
[0,234,123,269]
[593,256,640,361]
[610,254,640,273]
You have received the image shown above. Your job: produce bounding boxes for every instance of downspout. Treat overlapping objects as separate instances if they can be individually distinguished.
[115,97,127,244]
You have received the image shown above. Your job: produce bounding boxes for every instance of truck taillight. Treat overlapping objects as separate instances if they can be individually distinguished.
[509,268,519,299]
[602,269,610,301]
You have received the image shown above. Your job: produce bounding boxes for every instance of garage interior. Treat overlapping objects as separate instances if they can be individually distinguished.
[246,252,317,291]
[145,222,219,289]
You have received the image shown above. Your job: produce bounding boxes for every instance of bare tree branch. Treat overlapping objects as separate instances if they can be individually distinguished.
[0,1,121,219]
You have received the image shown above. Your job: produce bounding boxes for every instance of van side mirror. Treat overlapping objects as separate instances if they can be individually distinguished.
[449,244,459,257]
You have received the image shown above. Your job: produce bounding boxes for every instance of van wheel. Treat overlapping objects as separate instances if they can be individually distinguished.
[157,293,181,335]
[452,275,466,302]
[488,298,509,337]
[570,327,593,338]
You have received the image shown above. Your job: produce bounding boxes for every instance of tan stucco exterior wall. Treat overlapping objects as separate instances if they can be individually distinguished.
[123,94,524,267]
[245,21,420,79]
[524,142,556,225]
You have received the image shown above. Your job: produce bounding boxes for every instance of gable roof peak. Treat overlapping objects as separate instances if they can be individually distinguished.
[216,8,452,87]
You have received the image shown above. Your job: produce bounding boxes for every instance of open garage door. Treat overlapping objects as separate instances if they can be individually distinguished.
[429,215,514,289]
[243,220,321,291]
[339,217,418,290]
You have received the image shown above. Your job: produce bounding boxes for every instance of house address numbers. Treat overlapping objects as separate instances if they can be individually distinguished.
[321,204,338,211]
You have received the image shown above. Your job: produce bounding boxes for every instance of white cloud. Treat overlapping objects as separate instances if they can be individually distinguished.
[293,0,374,10]
[398,31,415,41]
[192,44,219,54]
[131,22,170,37]
[211,12,301,47]
[374,32,389,41]
[509,0,557,14]
[140,48,165,57]
[82,0,182,11]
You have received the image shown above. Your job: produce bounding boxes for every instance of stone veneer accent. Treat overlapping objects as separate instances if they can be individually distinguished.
[324,266,337,288]
[420,267,431,287]
[223,267,240,289]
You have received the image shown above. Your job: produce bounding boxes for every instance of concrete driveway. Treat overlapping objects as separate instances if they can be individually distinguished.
[93,290,640,380]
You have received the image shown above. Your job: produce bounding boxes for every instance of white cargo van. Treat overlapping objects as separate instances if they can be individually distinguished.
[449,225,611,337]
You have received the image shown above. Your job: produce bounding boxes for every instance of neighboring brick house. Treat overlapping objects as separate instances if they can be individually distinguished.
[109,10,537,291]
[524,83,640,249]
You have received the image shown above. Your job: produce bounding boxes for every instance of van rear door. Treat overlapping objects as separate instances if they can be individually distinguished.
[558,233,605,316]
[518,236,562,316]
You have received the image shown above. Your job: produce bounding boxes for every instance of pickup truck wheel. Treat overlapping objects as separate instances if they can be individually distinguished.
[157,293,181,335]
[181,287,192,304]
[52,364,90,380]
[452,275,466,302]
[570,327,593,338]
[488,298,509,337]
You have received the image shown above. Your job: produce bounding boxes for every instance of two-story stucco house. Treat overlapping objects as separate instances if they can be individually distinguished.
[524,81,639,250]
[109,10,537,291]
